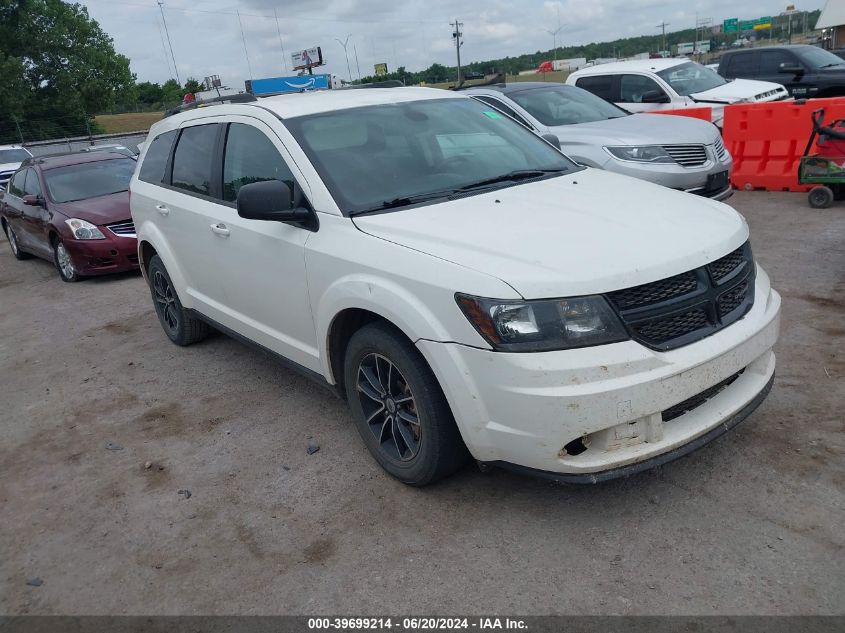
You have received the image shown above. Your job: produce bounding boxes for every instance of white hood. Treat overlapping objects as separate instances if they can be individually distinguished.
[353,169,747,299]
[691,78,788,104]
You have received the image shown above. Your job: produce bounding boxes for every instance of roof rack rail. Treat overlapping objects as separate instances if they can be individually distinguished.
[342,79,405,89]
[164,93,257,118]
[451,73,506,91]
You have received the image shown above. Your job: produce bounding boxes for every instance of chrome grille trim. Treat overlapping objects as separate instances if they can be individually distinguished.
[662,144,708,167]
[714,136,728,161]
[106,220,136,238]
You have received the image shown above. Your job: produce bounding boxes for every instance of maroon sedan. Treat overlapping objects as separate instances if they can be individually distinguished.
[0,152,139,281]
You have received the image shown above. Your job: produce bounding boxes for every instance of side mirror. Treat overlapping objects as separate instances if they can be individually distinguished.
[779,62,804,75]
[641,90,671,104]
[541,133,561,149]
[22,194,43,207]
[236,180,315,229]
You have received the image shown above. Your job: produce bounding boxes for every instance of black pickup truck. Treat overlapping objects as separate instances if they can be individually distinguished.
[718,45,845,99]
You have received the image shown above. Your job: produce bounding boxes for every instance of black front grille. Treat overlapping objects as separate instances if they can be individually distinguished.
[708,245,745,283]
[609,271,698,310]
[662,369,745,422]
[606,242,755,351]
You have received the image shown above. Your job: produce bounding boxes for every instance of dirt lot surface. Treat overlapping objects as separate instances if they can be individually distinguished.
[1,192,842,615]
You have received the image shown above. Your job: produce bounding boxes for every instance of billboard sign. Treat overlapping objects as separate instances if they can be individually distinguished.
[374,63,388,76]
[246,74,331,96]
[292,46,323,71]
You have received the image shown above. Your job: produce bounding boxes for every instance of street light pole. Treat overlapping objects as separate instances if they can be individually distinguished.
[335,35,353,83]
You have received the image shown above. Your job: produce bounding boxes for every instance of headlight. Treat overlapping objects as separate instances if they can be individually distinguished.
[65,218,105,240]
[456,294,629,352]
[605,145,675,164]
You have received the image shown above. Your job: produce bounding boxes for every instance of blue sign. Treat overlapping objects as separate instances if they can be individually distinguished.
[248,74,330,96]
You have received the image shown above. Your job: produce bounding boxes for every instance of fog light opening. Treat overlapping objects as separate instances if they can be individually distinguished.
[562,436,589,457]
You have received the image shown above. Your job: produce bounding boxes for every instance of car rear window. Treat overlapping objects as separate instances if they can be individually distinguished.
[0,149,31,163]
[724,52,757,77]
[139,130,177,185]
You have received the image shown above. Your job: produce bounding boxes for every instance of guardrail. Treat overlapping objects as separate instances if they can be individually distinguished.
[24,130,150,157]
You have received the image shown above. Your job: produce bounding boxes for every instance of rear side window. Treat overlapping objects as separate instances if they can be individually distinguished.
[222,123,296,203]
[574,75,617,101]
[471,96,533,129]
[171,124,219,196]
[23,169,42,197]
[139,130,177,185]
[724,52,757,77]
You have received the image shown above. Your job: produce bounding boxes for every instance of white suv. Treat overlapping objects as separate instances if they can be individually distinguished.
[130,88,780,485]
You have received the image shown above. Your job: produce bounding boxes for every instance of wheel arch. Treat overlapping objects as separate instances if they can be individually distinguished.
[134,225,191,306]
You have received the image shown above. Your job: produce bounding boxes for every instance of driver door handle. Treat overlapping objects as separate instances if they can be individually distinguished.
[155,204,169,216]
[210,222,230,237]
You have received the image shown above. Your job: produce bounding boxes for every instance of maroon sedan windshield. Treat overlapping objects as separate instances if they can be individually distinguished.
[44,158,135,203]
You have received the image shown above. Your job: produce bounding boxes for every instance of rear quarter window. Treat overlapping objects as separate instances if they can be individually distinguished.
[724,52,757,77]
[138,130,177,185]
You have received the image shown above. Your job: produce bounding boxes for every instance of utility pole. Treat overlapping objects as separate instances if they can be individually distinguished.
[237,10,253,80]
[157,1,180,85]
[274,8,288,72]
[451,19,463,85]
[545,6,563,69]
[656,20,669,55]
[335,35,353,83]
[353,43,361,82]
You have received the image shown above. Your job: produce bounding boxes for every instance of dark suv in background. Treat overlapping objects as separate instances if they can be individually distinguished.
[717,45,845,99]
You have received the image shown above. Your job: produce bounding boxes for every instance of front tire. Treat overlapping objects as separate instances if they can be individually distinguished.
[5,224,31,260]
[147,254,209,346]
[344,322,468,486]
[54,239,81,282]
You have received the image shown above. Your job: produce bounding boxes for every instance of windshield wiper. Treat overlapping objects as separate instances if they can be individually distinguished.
[350,190,457,216]
[819,62,844,69]
[456,169,566,192]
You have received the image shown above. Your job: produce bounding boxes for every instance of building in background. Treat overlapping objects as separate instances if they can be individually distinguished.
[817,0,845,49]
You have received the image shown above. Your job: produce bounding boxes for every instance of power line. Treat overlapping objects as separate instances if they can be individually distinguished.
[273,8,288,73]
[656,20,669,53]
[157,1,180,85]
[236,9,253,81]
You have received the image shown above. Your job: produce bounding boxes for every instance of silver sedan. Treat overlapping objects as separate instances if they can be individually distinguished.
[463,82,732,201]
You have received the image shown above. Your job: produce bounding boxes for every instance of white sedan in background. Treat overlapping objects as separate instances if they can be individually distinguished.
[567,58,789,127]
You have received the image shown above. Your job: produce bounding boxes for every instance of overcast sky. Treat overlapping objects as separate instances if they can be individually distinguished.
[78,0,827,88]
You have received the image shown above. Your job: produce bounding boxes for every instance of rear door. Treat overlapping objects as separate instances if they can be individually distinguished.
[2,170,28,246]
[573,74,619,104]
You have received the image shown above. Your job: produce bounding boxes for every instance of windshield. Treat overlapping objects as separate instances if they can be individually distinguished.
[800,46,845,68]
[284,98,578,215]
[508,85,628,126]
[0,149,31,164]
[44,158,135,203]
[657,62,727,96]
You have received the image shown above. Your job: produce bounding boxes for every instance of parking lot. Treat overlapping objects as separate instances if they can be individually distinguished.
[0,191,842,615]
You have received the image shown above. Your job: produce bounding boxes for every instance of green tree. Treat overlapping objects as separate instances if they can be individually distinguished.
[0,0,135,142]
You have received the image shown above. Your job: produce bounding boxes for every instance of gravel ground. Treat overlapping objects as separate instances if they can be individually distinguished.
[0,191,842,615]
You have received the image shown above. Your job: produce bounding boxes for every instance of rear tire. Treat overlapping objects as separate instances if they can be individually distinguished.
[343,321,468,486]
[808,185,834,209]
[147,254,209,346]
[5,224,31,260]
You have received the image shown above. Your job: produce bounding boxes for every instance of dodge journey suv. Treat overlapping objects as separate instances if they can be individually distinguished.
[130,88,781,485]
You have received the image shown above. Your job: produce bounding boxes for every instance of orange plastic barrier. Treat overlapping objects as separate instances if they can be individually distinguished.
[722,97,845,192]
[647,107,713,123]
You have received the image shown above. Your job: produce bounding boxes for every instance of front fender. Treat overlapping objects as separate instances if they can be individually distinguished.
[315,274,471,384]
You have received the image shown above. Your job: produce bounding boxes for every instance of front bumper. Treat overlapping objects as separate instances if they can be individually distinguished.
[604,147,733,194]
[64,233,139,275]
[418,267,780,479]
